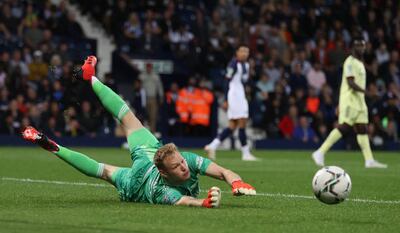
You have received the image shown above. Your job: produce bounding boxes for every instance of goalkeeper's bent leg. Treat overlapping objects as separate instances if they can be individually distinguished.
[91,76,143,136]
[91,76,130,122]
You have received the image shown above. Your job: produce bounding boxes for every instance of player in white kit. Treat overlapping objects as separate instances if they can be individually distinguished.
[205,46,258,161]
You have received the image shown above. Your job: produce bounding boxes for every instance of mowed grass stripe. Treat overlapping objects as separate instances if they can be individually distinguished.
[3,176,400,205]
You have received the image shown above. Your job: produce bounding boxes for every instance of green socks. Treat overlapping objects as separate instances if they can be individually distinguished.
[319,128,342,154]
[91,77,129,121]
[356,134,374,161]
[55,146,104,178]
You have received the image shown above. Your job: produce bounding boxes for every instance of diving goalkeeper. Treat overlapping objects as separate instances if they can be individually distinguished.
[22,56,256,208]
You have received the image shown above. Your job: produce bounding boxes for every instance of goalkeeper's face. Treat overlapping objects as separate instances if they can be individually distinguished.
[160,152,190,184]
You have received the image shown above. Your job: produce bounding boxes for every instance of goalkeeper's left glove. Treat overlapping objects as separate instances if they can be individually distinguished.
[202,186,221,208]
[231,180,256,196]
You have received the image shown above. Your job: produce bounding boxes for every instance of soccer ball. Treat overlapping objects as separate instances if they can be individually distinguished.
[312,166,352,204]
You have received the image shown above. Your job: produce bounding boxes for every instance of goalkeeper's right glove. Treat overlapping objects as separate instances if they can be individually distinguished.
[231,180,256,196]
[202,186,221,208]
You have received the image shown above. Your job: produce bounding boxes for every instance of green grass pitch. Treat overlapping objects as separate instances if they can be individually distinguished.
[0,147,399,233]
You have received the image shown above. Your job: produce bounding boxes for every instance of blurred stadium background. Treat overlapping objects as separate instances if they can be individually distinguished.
[0,0,399,151]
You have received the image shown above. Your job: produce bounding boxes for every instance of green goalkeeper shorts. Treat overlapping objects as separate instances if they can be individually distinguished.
[127,127,161,161]
[111,127,161,201]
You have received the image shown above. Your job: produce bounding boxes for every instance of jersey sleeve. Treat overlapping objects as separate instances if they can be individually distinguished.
[343,60,355,78]
[242,62,250,82]
[181,152,212,175]
[153,186,183,205]
[225,59,237,79]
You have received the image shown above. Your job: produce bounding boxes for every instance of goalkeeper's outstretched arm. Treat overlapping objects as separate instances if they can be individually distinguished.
[205,162,256,196]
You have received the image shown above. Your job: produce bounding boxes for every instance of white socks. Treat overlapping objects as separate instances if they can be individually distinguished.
[208,138,221,150]
[241,144,250,156]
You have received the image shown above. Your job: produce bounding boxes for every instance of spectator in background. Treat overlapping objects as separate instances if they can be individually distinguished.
[278,105,298,139]
[78,101,99,137]
[26,87,38,105]
[192,9,209,48]
[165,82,180,136]
[64,105,80,137]
[306,88,320,115]
[23,17,43,49]
[28,104,41,128]
[138,63,164,133]
[42,116,62,138]
[52,80,63,104]
[313,38,329,66]
[58,42,72,63]
[255,73,272,103]
[190,78,214,136]
[293,115,319,143]
[138,22,163,54]
[5,99,22,135]
[0,88,8,111]
[132,79,146,124]
[123,12,142,42]
[375,43,390,65]
[263,60,280,87]
[10,50,29,77]
[0,51,10,71]
[48,54,62,82]
[208,10,227,37]
[384,120,398,142]
[0,66,6,88]
[0,3,19,39]
[22,47,32,65]
[215,0,240,23]
[168,24,194,57]
[327,39,347,71]
[28,50,48,82]
[60,12,84,39]
[176,76,197,134]
[65,118,82,137]
[289,62,308,92]
[44,101,65,132]
[291,50,312,76]
[143,9,161,35]
[306,62,326,93]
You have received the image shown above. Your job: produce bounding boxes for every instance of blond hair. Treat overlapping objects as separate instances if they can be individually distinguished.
[154,143,178,169]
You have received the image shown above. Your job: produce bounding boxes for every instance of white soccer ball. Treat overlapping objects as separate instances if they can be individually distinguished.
[312,166,352,204]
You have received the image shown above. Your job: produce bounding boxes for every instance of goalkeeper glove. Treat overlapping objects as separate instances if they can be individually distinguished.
[202,186,221,208]
[232,180,256,196]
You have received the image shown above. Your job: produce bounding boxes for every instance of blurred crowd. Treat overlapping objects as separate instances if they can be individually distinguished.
[0,0,101,137]
[1,0,400,145]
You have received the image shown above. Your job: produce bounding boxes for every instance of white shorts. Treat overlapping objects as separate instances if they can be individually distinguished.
[227,93,249,120]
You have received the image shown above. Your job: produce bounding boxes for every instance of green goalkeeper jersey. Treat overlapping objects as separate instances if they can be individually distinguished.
[114,148,212,205]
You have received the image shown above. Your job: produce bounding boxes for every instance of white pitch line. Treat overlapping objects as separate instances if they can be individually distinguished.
[2,177,400,205]
[1,177,110,188]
